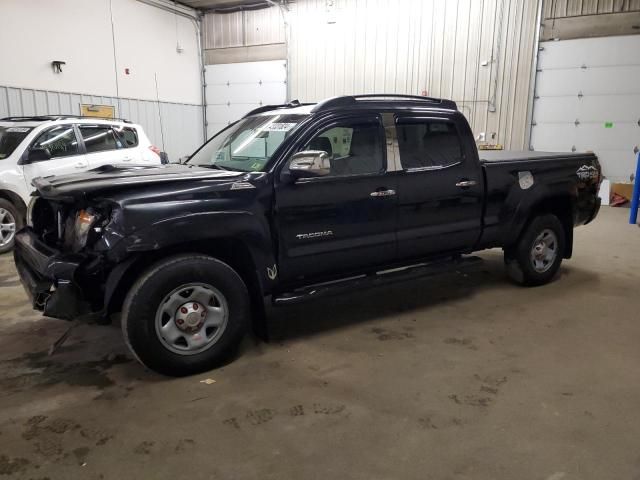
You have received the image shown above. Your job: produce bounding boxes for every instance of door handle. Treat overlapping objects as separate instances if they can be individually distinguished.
[122,156,132,161]
[370,189,396,197]
[455,180,477,188]
[74,163,85,169]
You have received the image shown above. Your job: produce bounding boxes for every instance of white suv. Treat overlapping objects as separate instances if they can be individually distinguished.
[0,115,164,253]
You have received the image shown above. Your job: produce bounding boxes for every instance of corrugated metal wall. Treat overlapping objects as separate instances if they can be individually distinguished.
[203,7,285,49]
[0,85,204,161]
[288,0,541,150]
[543,0,640,18]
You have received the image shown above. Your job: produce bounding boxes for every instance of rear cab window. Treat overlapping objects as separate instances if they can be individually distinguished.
[0,126,33,159]
[396,118,464,170]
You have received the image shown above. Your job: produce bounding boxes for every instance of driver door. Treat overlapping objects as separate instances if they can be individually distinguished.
[274,114,398,284]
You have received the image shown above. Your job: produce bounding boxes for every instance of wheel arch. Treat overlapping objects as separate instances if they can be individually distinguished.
[0,190,27,220]
[106,237,267,328]
[511,195,575,259]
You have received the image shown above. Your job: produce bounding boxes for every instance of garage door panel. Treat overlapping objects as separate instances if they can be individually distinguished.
[536,66,640,97]
[207,83,286,105]
[534,96,640,124]
[531,124,577,151]
[533,97,581,123]
[535,70,583,96]
[591,149,638,181]
[579,66,640,96]
[204,60,287,139]
[538,36,640,69]
[578,95,640,123]
[206,104,257,124]
[577,124,638,151]
[533,35,640,182]
[205,61,287,84]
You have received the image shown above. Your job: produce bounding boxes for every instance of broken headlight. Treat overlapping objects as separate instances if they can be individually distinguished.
[69,208,99,252]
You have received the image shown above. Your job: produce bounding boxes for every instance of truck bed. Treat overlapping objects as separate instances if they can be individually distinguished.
[479,150,591,163]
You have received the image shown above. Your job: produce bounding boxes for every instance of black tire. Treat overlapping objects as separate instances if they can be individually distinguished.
[122,254,251,376]
[0,199,22,255]
[504,214,565,286]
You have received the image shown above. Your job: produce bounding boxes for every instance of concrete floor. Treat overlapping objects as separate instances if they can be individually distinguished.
[0,206,638,480]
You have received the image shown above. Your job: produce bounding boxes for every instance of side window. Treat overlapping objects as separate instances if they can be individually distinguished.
[113,126,138,148]
[31,125,79,159]
[79,125,119,153]
[301,120,384,177]
[397,120,463,169]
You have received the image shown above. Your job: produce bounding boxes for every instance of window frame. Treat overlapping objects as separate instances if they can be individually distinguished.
[395,115,466,173]
[112,125,139,149]
[77,124,121,155]
[21,123,82,163]
[285,113,388,184]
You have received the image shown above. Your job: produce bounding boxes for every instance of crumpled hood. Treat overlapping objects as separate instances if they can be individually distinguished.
[32,163,244,200]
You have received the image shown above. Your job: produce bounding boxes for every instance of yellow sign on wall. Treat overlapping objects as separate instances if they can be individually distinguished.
[80,104,115,119]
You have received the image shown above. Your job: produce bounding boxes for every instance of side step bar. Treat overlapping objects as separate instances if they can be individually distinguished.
[272,255,483,306]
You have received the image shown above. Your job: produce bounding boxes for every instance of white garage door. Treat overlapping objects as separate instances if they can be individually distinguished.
[531,35,640,183]
[204,60,287,139]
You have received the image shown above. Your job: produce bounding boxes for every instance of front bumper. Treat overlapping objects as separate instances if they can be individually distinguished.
[13,229,92,320]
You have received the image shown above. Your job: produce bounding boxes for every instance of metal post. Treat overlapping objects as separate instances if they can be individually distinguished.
[630,152,640,225]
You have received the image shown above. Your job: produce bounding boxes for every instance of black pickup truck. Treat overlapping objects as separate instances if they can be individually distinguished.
[14,95,601,376]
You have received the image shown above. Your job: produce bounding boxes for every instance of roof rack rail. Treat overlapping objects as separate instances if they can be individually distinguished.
[243,100,314,118]
[0,115,60,122]
[311,94,457,112]
[0,115,132,123]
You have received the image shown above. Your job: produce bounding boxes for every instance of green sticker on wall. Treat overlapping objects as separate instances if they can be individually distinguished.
[604,122,614,128]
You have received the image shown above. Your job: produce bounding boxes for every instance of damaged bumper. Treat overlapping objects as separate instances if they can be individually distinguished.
[13,229,93,321]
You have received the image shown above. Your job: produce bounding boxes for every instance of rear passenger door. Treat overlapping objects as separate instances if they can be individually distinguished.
[394,115,484,259]
[78,124,136,168]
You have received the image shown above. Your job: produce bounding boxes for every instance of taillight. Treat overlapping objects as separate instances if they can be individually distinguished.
[149,145,161,155]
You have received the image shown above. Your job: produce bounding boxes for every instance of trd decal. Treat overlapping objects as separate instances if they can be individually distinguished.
[576,165,598,182]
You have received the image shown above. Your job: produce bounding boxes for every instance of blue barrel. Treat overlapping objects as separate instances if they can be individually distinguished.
[630,152,640,225]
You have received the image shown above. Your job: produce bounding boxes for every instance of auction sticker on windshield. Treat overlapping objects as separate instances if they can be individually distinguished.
[263,123,297,132]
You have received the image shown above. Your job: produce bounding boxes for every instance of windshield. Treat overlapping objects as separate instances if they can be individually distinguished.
[0,126,33,159]
[187,114,307,172]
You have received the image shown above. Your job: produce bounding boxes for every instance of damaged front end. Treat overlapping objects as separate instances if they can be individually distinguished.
[14,189,123,322]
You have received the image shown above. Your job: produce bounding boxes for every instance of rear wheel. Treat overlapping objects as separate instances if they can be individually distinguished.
[122,254,250,376]
[505,214,565,286]
[0,199,21,255]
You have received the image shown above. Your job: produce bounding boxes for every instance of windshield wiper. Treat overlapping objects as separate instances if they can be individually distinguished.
[194,163,242,172]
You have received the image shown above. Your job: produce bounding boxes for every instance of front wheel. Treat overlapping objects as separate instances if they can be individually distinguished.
[122,254,251,376]
[504,214,566,286]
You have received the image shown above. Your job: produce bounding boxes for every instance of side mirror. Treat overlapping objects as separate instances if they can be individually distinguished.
[27,148,51,163]
[288,150,331,179]
[159,152,169,164]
